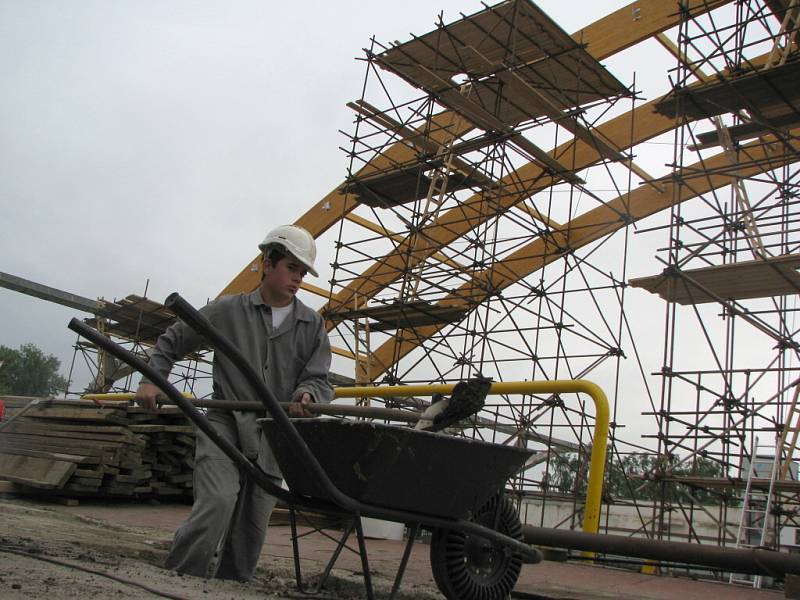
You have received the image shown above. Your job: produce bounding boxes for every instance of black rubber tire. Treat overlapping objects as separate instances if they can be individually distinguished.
[430,495,525,600]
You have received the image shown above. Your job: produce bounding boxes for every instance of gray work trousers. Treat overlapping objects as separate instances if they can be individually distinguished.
[165,412,281,581]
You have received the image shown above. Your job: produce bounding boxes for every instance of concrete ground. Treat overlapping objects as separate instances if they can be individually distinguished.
[63,500,784,599]
[0,496,786,599]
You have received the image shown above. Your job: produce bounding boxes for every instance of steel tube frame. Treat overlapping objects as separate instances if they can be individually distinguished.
[523,524,800,577]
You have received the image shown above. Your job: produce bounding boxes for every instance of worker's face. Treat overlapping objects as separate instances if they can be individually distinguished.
[262,255,307,304]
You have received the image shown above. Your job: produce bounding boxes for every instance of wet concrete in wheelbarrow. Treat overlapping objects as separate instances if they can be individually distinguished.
[0,495,785,599]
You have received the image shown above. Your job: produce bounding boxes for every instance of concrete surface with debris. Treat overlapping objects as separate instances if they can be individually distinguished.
[0,496,783,599]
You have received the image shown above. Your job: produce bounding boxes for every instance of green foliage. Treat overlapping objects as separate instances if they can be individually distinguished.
[545,451,729,505]
[0,343,69,397]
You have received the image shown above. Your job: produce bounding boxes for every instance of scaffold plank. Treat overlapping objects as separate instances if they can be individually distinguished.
[378,0,628,128]
[219,0,731,300]
[344,157,488,207]
[629,254,800,305]
[326,300,468,333]
[654,59,800,120]
[85,295,178,345]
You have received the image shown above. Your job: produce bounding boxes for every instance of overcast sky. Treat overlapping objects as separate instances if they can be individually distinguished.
[1,0,639,391]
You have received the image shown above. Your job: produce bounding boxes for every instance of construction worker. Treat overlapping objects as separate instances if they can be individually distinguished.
[135,224,333,581]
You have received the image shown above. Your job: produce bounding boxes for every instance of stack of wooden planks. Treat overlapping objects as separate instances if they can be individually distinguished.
[0,396,195,500]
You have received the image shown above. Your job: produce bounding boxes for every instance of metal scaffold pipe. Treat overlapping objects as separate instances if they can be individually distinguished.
[524,525,800,576]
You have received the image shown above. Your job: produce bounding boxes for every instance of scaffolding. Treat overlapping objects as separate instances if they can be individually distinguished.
[319,0,800,576]
[65,294,214,399]
[72,0,800,584]
[324,0,640,532]
[626,0,800,558]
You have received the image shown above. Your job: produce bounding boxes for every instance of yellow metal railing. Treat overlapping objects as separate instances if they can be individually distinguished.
[86,379,609,533]
[334,380,610,534]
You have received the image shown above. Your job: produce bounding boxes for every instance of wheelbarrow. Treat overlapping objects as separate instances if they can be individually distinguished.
[68,293,542,600]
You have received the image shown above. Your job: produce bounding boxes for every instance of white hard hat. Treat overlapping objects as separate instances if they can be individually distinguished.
[258,224,319,277]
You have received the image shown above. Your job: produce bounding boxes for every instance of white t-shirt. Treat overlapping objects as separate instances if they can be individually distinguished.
[271,304,292,329]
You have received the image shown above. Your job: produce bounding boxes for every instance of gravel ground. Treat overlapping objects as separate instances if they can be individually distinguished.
[0,497,442,599]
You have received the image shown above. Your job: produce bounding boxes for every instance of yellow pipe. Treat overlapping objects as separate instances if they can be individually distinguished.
[87,380,610,533]
[82,391,194,402]
[335,380,610,534]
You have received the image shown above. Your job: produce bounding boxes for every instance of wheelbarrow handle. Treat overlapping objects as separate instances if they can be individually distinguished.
[164,292,357,509]
[67,317,298,505]
[71,300,540,562]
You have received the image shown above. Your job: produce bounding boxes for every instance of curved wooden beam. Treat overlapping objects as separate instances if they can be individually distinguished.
[366,133,800,378]
[218,0,732,299]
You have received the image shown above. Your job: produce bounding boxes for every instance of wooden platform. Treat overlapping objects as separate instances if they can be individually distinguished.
[654,59,800,123]
[629,254,800,305]
[344,156,488,208]
[85,295,178,345]
[326,300,468,332]
[377,0,628,127]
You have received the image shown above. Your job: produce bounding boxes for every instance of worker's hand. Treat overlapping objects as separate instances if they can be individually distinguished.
[288,392,314,418]
[135,382,164,413]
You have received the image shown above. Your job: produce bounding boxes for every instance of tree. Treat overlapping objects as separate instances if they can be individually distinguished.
[0,343,69,396]
[546,451,728,505]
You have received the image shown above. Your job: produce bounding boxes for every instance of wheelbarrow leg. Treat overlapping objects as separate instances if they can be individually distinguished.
[289,506,305,592]
[353,516,376,600]
[388,522,419,600]
[289,507,361,595]
[318,518,357,591]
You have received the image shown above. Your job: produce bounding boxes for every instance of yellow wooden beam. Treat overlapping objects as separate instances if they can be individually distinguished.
[344,212,471,274]
[218,0,733,300]
[655,32,712,82]
[515,203,564,230]
[366,133,800,378]
[577,0,731,61]
[300,281,336,300]
[331,345,355,360]
[344,212,404,242]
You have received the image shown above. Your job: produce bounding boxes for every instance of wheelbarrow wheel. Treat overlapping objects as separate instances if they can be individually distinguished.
[430,495,524,600]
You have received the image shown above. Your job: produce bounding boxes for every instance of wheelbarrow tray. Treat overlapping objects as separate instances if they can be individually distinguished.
[259,418,532,520]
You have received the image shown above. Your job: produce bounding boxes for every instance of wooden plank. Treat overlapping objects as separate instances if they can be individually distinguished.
[13,420,130,435]
[73,468,105,479]
[127,425,166,433]
[163,425,194,434]
[0,436,107,458]
[24,406,129,424]
[115,472,151,484]
[0,447,96,465]
[629,254,800,304]
[3,423,146,446]
[0,454,76,489]
[70,477,102,488]
[0,432,127,451]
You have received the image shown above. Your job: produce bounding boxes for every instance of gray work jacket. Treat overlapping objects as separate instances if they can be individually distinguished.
[142,289,334,475]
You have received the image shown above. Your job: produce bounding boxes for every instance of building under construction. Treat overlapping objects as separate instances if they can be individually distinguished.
[6,0,800,595]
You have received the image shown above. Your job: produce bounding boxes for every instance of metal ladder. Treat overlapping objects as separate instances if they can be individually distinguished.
[729,436,780,588]
[402,82,472,301]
